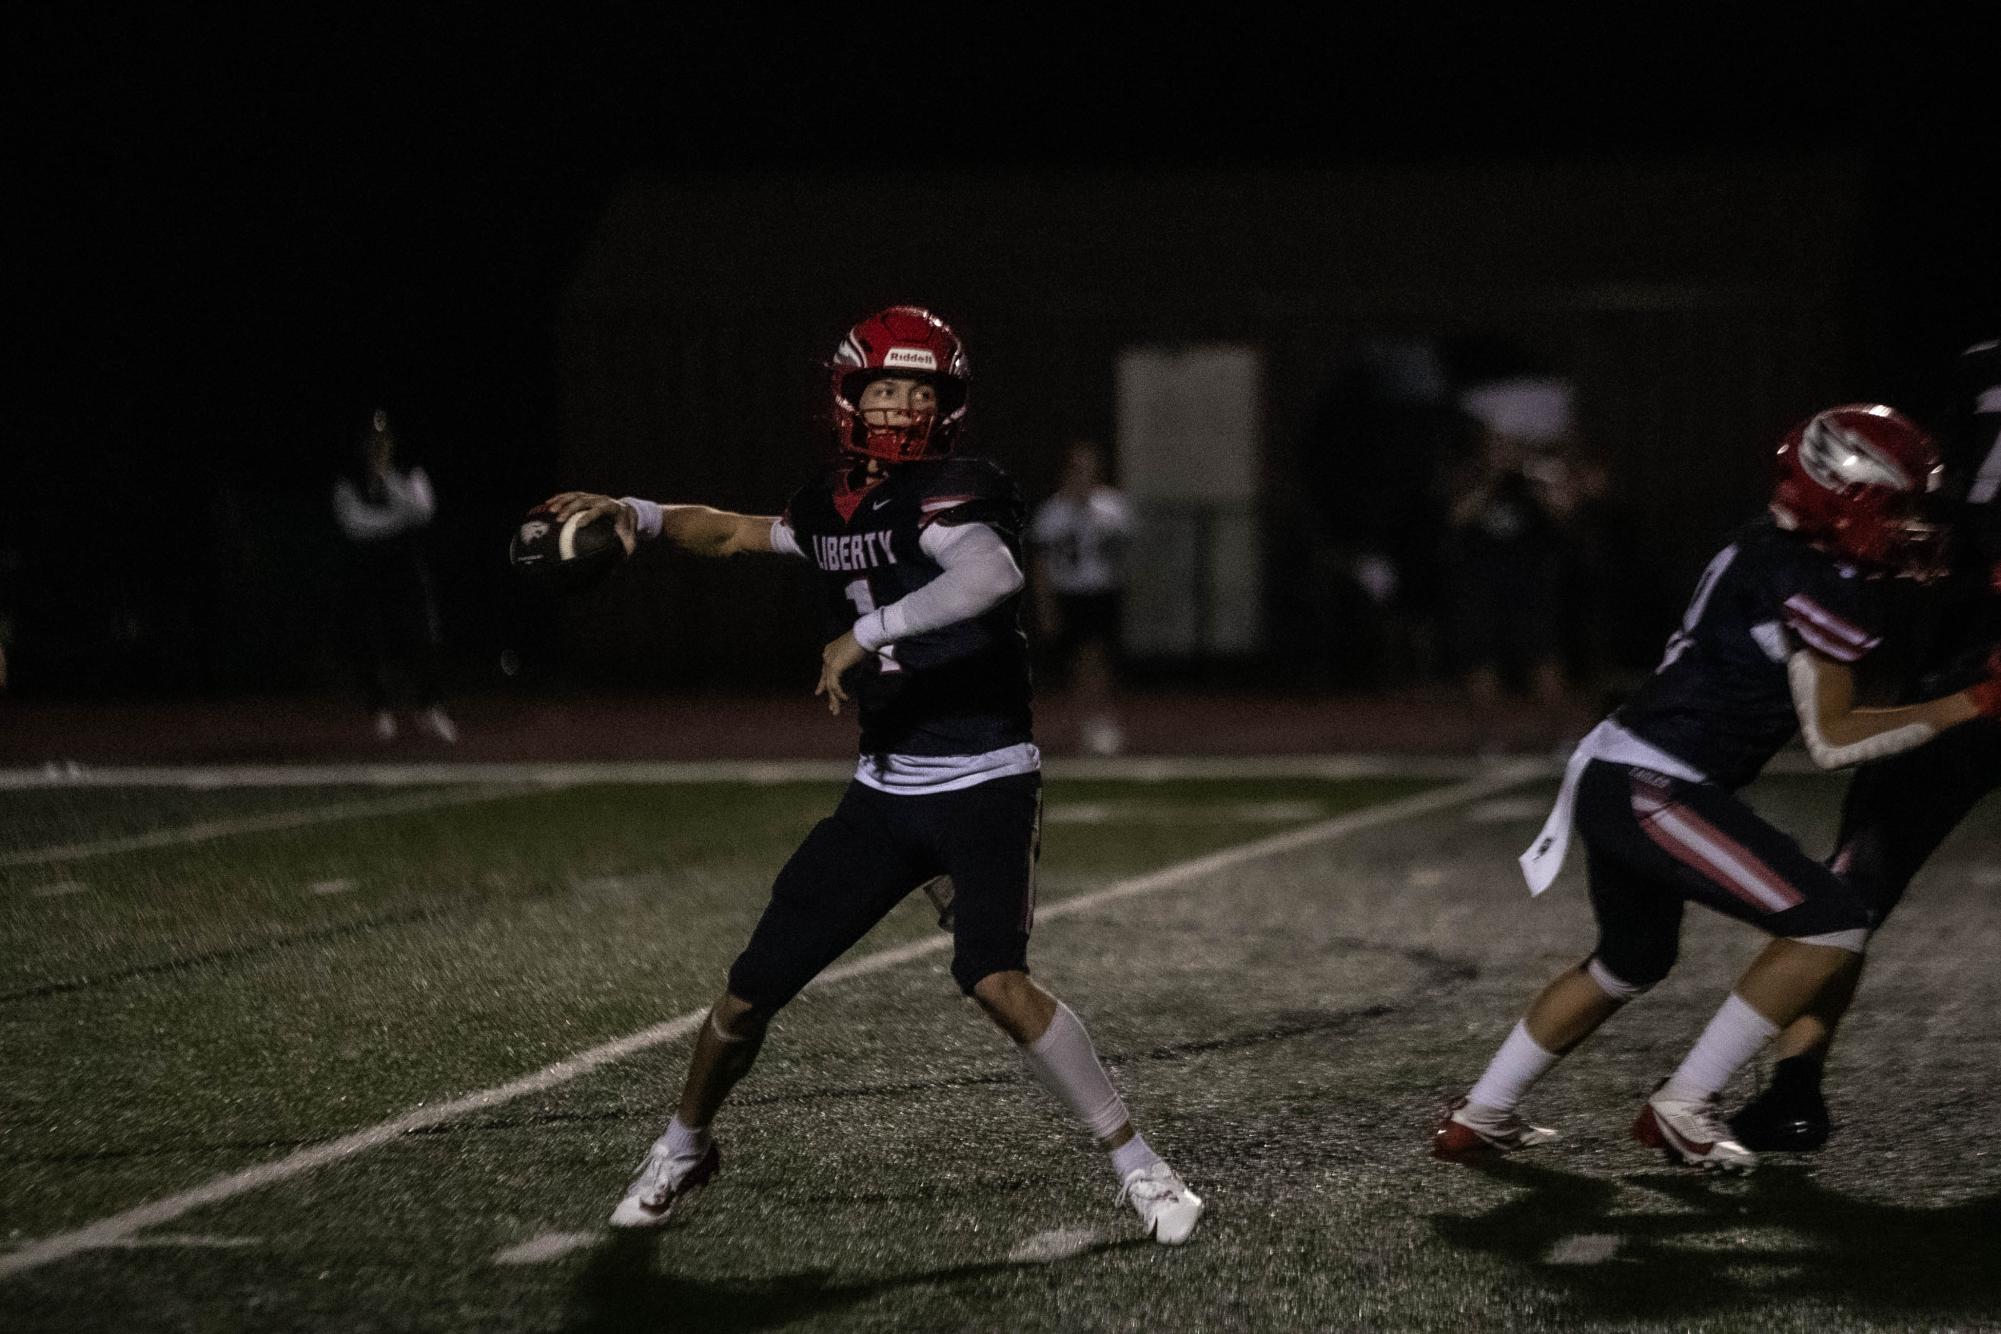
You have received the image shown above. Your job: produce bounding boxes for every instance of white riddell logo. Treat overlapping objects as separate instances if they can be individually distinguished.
[883,347,938,371]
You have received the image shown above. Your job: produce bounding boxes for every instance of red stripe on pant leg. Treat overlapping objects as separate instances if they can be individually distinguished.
[1659,802,1805,909]
[1631,789,1801,914]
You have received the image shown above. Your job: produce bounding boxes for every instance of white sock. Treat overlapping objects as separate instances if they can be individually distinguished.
[660,1114,709,1161]
[1110,1132,1164,1181]
[1465,1021,1560,1116]
[1662,993,1779,1102]
[1021,1002,1131,1143]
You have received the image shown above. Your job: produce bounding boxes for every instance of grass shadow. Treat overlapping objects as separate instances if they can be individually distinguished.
[1430,1155,2001,1325]
[562,1231,1151,1334]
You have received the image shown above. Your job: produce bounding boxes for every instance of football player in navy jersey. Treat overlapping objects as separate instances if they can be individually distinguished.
[1732,339,2001,1151]
[1433,403,2001,1172]
[541,306,1203,1243]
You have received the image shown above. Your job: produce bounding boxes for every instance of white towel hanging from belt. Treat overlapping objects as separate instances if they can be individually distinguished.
[1519,719,1708,895]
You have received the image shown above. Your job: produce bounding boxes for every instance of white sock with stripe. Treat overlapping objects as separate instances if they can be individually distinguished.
[1661,993,1779,1103]
[1465,1021,1560,1117]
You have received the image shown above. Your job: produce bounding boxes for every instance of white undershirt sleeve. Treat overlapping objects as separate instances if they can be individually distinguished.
[852,522,1023,650]
[1787,651,1938,769]
[769,517,805,559]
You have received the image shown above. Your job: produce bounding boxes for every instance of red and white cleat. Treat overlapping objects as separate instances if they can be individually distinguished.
[608,1141,721,1229]
[1633,1089,1755,1173]
[1432,1098,1557,1160]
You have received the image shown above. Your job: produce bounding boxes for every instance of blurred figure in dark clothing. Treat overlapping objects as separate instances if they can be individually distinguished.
[1443,376,1584,739]
[0,545,17,690]
[1295,338,1460,689]
[331,408,455,742]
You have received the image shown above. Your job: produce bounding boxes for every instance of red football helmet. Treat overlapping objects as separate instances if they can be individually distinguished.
[1769,403,1944,575]
[829,306,970,463]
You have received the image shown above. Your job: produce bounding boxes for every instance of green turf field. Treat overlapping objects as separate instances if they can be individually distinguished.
[2,766,1997,1332]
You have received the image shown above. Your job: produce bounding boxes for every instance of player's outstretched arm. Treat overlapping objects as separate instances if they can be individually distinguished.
[539,492,781,559]
[1787,650,1998,769]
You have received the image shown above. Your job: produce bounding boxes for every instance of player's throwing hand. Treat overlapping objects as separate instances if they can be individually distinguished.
[538,491,638,556]
[815,630,868,714]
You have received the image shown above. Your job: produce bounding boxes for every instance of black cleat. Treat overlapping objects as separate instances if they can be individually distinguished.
[1729,1057,1831,1152]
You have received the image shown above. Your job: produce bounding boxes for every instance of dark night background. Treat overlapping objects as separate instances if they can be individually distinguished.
[7,10,1995,705]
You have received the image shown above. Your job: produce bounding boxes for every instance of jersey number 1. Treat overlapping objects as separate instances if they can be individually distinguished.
[845,579,902,673]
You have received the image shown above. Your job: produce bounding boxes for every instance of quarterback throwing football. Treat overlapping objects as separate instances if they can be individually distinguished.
[543,306,1202,1242]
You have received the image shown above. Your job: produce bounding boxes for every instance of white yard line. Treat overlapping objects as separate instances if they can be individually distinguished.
[0,787,553,871]
[30,880,89,897]
[1544,1233,1623,1265]
[102,1234,262,1252]
[0,763,1539,1280]
[0,754,1549,790]
[1007,1228,1106,1264]
[491,1232,599,1265]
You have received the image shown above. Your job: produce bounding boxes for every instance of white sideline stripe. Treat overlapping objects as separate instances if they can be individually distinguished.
[0,765,1538,1280]
[32,880,89,898]
[0,788,550,871]
[492,1231,598,1265]
[1464,796,1552,824]
[0,753,1554,790]
[1046,800,1326,826]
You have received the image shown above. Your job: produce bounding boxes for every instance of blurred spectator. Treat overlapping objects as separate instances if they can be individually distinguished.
[1031,440,1132,755]
[0,545,16,690]
[1294,338,1459,689]
[331,408,455,742]
[1441,376,1584,736]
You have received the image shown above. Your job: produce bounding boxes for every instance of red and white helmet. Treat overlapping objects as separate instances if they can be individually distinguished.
[829,305,970,463]
[1770,403,1944,574]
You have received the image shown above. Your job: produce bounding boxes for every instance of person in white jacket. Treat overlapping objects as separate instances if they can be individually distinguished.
[332,408,455,742]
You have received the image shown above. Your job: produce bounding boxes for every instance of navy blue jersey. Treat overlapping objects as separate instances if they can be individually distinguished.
[1614,515,1890,789]
[1867,342,2001,701]
[783,456,1033,757]
[1915,339,2001,693]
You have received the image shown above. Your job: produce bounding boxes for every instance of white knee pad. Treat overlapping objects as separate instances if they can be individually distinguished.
[1789,928,1869,954]
[1586,957,1654,1002]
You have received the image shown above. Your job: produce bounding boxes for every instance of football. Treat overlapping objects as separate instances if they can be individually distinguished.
[508,506,627,594]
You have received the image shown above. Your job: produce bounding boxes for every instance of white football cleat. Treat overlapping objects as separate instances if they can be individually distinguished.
[608,1141,720,1229]
[1432,1097,1557,1159]
[373,710,398,741]
[1633,1088,1755,1173]
[1118,1162,1203,1245]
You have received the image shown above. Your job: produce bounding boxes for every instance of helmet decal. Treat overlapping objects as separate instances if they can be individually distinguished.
[1770,403,1941,576]
[1799,414,1911,493]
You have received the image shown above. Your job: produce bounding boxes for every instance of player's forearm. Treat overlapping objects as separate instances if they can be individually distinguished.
[623,499,777,558]
[853,528,1024,650]
[1788,652,1984,768]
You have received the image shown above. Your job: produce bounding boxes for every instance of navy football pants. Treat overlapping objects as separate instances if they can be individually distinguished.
[1577,760,1870,988]
[726,773,1041,1011]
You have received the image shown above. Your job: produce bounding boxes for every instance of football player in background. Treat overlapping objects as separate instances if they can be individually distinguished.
[332,408,456,743]
[1731,339,2001,1150]
[542,306,1203,1243]
[1030,440,1133,756]
[1434,404,2001,1172]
